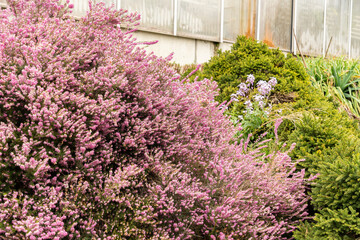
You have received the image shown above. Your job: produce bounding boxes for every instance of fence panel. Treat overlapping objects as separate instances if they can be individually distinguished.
[121,0,174,34]
[351,1,360,58]
[0,0,6,7]
[223,0,256,42]
[258,0,292,51]
[70,0,89,17]
[325,0,351,57]
[177,0,221,41]
[296,0,325,56]
[71,0,116,17]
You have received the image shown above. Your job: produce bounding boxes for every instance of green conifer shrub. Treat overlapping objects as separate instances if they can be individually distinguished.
[195,35,360,239]
[202,36,310,104]
[294,207,360,239]
[312,153,360,210]
[294,152,360,239]
[288,113,360,173]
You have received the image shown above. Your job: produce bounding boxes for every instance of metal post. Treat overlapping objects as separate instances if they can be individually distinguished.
[349,0,353,58]
[323,0,327,57]
[220,0,224,42]
[174,0,178,36]
[255,0,261,41]
[292,0,297,55]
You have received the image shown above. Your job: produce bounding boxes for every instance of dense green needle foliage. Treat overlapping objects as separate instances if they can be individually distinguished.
[202,36,309,104]
[194,36,360,239]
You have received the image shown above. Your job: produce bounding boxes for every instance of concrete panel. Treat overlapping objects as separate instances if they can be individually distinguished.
[0,0,7,8]
[219,42,233,52]
[132,31,196,65]
[195,40,215,63]
[132,31,234,65]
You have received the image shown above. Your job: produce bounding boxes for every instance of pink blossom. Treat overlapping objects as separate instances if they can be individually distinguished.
[0,1,308,239]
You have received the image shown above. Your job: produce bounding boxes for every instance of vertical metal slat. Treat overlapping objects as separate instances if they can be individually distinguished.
[174,0,178,36]
[323,0,327,56]
[220,0,224,42]
[349,0,353,58]
[255,0,261,41]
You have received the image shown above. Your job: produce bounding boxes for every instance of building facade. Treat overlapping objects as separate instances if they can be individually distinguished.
[2,0,360,64]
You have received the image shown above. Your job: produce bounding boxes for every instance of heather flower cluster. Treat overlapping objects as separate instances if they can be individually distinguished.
[0,1,308,239]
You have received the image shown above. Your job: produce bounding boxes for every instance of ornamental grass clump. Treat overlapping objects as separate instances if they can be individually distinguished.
[305,57,360,119]
[0,1,308,239]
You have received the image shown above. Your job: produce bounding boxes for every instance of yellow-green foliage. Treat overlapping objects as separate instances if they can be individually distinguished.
[294,207,360,240]
[290,116,360,238]
[202,36,310,104]
[192,36,360,239]
[288,113,360,173]
[312,153,360,210]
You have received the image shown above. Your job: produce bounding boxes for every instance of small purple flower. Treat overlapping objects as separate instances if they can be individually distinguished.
[257,80,267,87]
[258,100,265,109]
[257,80,272,95]
[244,100,253,110]
[238,82,248,95]
[230,93,239,102]
[269,77,277,87]
[236,90,246,97]
[253,94,264,102]
[246,74,255,86]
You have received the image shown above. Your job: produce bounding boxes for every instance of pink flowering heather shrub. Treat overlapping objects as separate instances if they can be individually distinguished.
[0,0,308,239]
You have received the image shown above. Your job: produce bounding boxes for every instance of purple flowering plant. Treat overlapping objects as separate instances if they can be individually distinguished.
[230,75,277,140]
[0,1,308,239]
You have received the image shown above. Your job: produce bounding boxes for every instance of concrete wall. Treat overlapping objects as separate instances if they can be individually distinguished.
[0,1,6,8]
[133,31,233,65]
